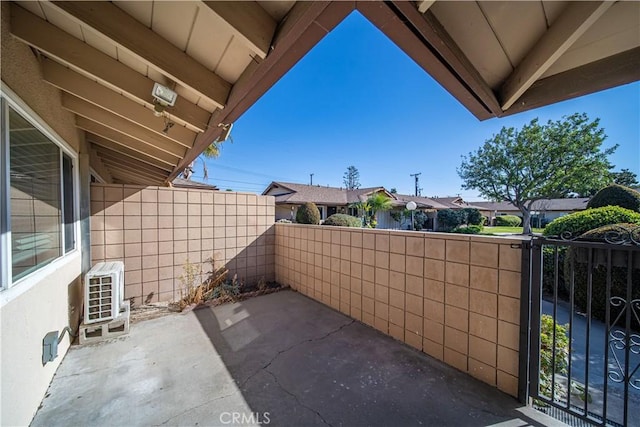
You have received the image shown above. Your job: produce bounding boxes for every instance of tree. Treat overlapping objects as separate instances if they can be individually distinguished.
[365,193,392,228]
[612,168,639,187]
[389,188,398,194]
[458,113,617,234]
[343,166,361,190]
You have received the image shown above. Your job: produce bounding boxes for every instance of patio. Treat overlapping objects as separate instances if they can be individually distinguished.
[32,291,560,426]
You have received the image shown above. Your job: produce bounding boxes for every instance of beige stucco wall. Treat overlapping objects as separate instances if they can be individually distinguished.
[1,3,86,424]
[90,184,276,303]
[275,224,524,397]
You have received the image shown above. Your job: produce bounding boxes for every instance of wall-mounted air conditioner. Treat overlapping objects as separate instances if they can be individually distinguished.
[84,261,125,324]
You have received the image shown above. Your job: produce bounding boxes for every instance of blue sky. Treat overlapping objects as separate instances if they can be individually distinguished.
[197,11,640,201]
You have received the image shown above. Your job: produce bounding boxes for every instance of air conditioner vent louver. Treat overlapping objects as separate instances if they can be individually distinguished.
[84,261,124,324]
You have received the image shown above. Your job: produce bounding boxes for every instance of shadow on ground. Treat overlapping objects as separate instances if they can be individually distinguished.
[32,290,562,426]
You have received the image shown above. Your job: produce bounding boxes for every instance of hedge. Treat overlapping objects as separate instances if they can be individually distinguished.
[587,184,640,212]
[543,206,640,238]
[566,223,640,329]
[296,202,321,225]
[495,215,521,227]
[451,224,482,234]
[323,214,362,227]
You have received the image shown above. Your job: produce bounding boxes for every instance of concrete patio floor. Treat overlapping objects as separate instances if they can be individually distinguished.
[32,290,562,426]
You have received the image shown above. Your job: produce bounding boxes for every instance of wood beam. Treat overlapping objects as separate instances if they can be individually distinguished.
[62,94,187,158]
[502,47,640,117]
[42,59,197,148]
[49,1,231,109]
[169,1,354,181]
[202,1,277,59]
[390,2,502,115]
[102,157,166,181]
[499,1,613,110]
[93,146,171,176]
[9,4,210,132]
[106,166,164,185]
[358,1,493,120]
[86,133,174,171]
[79,118,179,166]
[96,151,170,179]
[417,1,436,14]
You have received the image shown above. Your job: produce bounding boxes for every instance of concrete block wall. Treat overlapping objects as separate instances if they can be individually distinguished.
[274,224,524,397]
[90,184,275,303]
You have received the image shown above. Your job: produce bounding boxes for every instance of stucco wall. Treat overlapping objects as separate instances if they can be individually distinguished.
[274,224,524,397]
[1,3,85,425]
[90,184,276,303]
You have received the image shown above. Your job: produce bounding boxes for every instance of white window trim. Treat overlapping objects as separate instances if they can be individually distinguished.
[1,83,81,293]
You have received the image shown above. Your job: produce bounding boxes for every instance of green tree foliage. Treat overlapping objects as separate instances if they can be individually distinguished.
[295,202,321,225]
[343,165,361,190]
[182,141,223,180]
[612,168,639,187]
[586,184,640,212]
[365,193,392,228]
[543,206,640,238]
[495,215,522,227]
[458,113,617,234]
[437,208,483,231]
[323,214,362,227]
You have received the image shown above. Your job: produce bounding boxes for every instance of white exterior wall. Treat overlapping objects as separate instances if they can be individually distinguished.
[1,254,82,426]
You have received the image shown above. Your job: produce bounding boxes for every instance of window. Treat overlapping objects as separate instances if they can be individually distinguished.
[1,94,77,287]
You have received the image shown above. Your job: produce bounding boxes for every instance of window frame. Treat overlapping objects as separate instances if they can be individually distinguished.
[1,84,80,292]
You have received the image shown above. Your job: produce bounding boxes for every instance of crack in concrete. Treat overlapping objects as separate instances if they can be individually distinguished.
[154,389,239,426]
[264,368,333,427]
[241,319,355,389]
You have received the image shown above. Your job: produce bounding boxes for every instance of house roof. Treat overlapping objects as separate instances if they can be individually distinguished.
[472,198,590,212]
[263,182,389,206]
[9,1,638,186]
[172,178,219,191]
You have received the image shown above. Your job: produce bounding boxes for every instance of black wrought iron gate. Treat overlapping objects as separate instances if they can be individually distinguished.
[522,228,640,426]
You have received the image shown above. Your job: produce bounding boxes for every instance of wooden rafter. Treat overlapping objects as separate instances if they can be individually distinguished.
[202,1,277,59]
[169,1,354,180]
[86,133,175,171]
[42,59,197,148]
[499,1,613,110]
[62,94,188,158]
[9,3,210,132]
[49,1,231,109]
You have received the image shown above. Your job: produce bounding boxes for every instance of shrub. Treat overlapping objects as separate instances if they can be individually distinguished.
[542,246,567,296]
[437,209,464,231]
[295,202,321,225]
[495,215,522,227]
[276,218,292,223]
[566,223,640,329]
[323,214,362,227]
[461,208,484,226]
[539,314,569,398]
[451,224,482,234]
[587,184,640,212]
[543,206,640,238]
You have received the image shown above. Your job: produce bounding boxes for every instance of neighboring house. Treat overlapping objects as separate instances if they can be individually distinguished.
[172,177,219,191]
[472,198,590,226]
[262,181,395,221]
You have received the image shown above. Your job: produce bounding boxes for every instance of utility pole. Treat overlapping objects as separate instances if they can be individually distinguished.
[310,173,314,185]
[410,173,421,197]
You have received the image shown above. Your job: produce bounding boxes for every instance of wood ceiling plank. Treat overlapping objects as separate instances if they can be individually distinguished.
[359,1,492,119]
[42,59,197,148]
[62,94,187,158]
[502,47,640,117]
[202,1,277,59]
[100,160,167,181]
[105,166,164,185]
[9,4,211,132]
[96,150,170,179]
[499,1,614,110]
[92,144,172,174]
[86,133,175,171]
[169,1,352,181]
[77,117,179,165]
[391,2,502,115]
[50,1,231,109]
